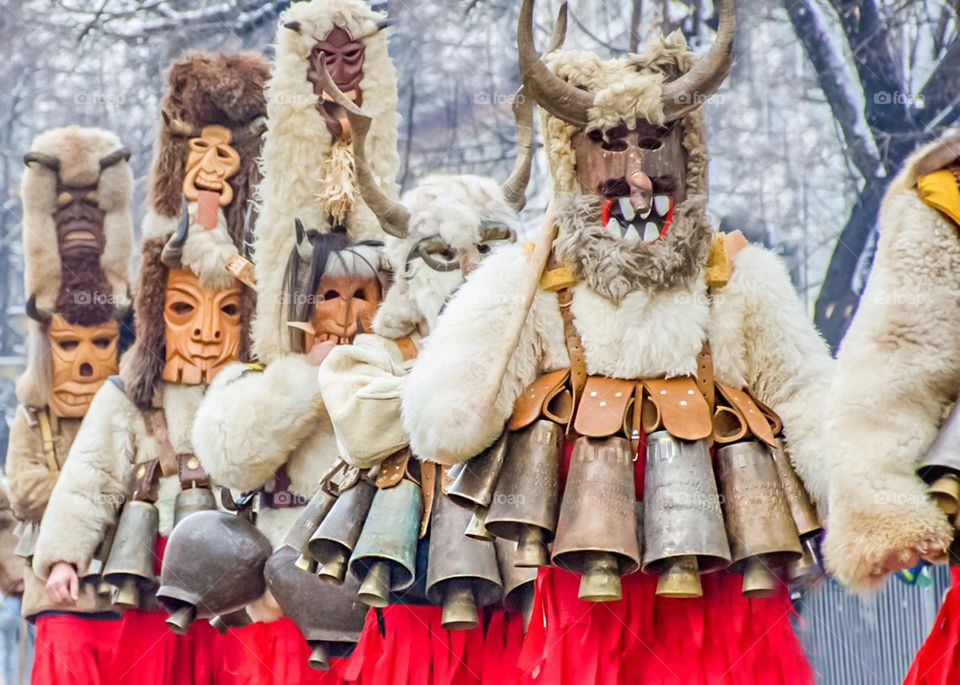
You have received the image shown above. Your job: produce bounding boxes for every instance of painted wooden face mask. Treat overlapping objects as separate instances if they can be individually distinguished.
[291,274,381,349]
[161,268,242,385]
[572,122,687,244]
[54,184,106,258]
[48,314,119,418]
[306,26,366,138]
[182,125,241,207]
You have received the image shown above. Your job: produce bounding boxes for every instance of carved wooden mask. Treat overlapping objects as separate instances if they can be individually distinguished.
[182,125,241,207]
[161,268,242,385]
[306,26,366,138]
[48,314,119,418]
[54,185,106,258]
[299,274,381,348]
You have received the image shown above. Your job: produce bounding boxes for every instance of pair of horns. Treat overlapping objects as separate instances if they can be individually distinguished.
[518,0,734,126]
[25,293,130,325]
[283,16,395,35]
[161,111,268,144]
[23,147,130,174]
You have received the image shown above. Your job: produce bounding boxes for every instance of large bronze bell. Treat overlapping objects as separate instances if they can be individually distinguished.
[266,546,367,671]
[716,441,803,598]
[349,479,421,607]
[172,486,218,529]
[495,538,537,629]
[448,432,509,540]
[308,481,376,584]
[770,440,825,588]
[426,488,503,630]
[552,436,641,602]
[156,510,272,634]
[485,420,562,567]
[283,489,336,572]
[918,404,960,516]
[642,431,731,598]
[102,500,160,608]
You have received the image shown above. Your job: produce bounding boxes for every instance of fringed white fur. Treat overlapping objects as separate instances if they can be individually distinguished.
[179,205,244,289]
[317,138,356,224]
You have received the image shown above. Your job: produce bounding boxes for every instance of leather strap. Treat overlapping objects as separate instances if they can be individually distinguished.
[394,337,418,362]
[715,383,778,447]
[573,377,635,438]
[509,369,569,431]
[128,459,161,502]
[695,342,715,412]
[376,450,411,489]
[557,286,587,419]
[177,453,210,488]
[143,410,179,478]
[419,462,437,539]
[36,409,59,474]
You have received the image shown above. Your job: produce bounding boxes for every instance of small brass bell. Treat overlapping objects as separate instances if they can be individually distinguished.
[308,481,376,585]
[929,475,960,516]
[283,489,336,571]
[171,486,217,529]
[495,538,537,630]
[449,433,509,541]
[102,500,160,609]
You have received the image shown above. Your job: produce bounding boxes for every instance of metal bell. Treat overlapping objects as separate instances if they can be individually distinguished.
[485,420,562,567]
[102,500,160,608]
[81,522,117,582]
[426,489,503,630]
[349,479,421,607]
[308,481,376,584]
[266,546,367,671]
[209,609,251,633]
[642,431,731,598]
[716,441,803,598]
[156,510,272,634]
[552,436,641,602]
[495,538,537,629]
[172,486,218,529]
[283,489,336,571]
[448,432,508,540]
[770,439,822,538]
[787,536,825,590]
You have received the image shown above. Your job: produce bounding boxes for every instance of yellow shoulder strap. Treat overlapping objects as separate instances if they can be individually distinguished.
[917,169,960,227]
[37,409,58,474]
[706,230,748,289]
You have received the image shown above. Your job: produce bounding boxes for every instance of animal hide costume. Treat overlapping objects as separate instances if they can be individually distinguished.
[400,1,830,683]
[822,130,960,685]
[251,0,400,364]
[7,125,133,684]
[31,51,267,685]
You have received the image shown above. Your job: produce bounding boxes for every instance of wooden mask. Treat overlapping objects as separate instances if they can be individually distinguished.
[291,274,381,349]
[54,184,106,258]
[306,26,366,139]
[182,125,241,207]
[161,268,242,385]
[48,314,119,418]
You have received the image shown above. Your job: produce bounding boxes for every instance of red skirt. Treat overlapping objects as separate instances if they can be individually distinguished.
[31,613,123,685]
[904,566,960,685]
[108,609,243,685]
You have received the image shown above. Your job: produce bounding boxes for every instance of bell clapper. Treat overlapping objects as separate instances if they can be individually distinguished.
[655,555,702,598]
[465,507,493,541]
[928,474,960,516]
[295,553,318,573]
[165,604,197,635]
[357,560,391,608]
[308,642,331,671]
[742,557,778,598]
[441,580,479,630]
[578,552,622,602]
[515,525,549,567]
[316,548,348,585]
[112,576,141,608]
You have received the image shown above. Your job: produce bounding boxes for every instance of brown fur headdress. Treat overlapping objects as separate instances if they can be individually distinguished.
[122,51,269,408]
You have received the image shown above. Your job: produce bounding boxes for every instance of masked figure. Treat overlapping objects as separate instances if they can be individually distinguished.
[5,126,133,685]
[31,52,267,685]
[401,2,831,683]
[822,131,960,684]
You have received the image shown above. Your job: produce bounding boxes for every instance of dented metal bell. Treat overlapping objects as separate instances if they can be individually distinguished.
[308,481,376,584]
[552,436,641,602]
[172,486,218,529]
[485,420,562,567]
[102,500,160,609]
[426,488,503,630]
[642,431,731,598]
[448,432,509,540]
[716,441,803,598]
[349,479,421,607]
[156,510,272,634]
[266,546,367,671]
[283,489,336,572]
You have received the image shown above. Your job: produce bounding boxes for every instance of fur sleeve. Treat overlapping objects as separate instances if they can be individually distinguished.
[402,245,555,464]
[723,245,834,507]
[823,190,960,590]
[192,357,325,492]
[32,383,134,579]
[318,334,411,469]
[5,407,52,522]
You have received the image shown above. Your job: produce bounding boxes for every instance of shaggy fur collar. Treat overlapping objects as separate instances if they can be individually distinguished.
[552,192,712,302]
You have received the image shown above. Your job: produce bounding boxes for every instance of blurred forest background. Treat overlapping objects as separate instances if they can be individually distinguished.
[0,0,956,364]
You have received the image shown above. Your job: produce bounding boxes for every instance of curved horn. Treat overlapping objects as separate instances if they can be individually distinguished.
[518,0,592,127]
[376,17,396,31]
[660,0,735,121]
[25,295,53,325]
[161,200,190,269]
[161,111,200,138]
[294,218,313,261]
[546,2,568,53]
[99,147,131,171]
[501,87,535,212]
[23,152,61,172]
[317,56,410,238]
[283,20,302,33]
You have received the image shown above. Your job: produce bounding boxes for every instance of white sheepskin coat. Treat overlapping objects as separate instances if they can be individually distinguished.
[824,137,960,590]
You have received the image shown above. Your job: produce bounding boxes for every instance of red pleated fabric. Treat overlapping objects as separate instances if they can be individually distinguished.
[904,566,960,685]
[481,610,526,684]
[108,609,240,685]
[226,615,365,684]
[31,614,123,685]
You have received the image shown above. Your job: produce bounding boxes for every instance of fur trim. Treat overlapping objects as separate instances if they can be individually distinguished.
[179,205,247,289]
[824,154,960,590]
[21,126,134,313]
[252,0,400,363]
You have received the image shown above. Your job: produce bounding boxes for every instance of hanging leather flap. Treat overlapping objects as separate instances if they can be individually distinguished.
[752,395,784,437]
[509,369,570,431]
[715,384,777,447]
[712,404,748,444]
[177,453,211,489]
[573,376,635,438]
[376,449,412,489]
[641,377,712,441]
[128,459,161,503]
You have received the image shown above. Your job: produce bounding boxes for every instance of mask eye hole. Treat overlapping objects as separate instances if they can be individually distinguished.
[92,337,112,349]
[58,340,79,352]
[344,46,363,60]
[353,289,368,300]
[171,302,194,315]
[638,137,663,151]
[221,303,239,316]
[189,139,211,152]
[601,139,628,152]
[323,290,341,301]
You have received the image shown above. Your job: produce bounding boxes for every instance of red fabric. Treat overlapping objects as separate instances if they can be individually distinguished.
[109,609,241,685]
[31,614,122,685]
[904,566,960,685]
[481,610,525,685]
[226,616,361,685]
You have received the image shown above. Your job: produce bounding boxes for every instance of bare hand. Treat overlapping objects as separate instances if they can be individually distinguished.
[45,562,79,606]
[306,340,338,367]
